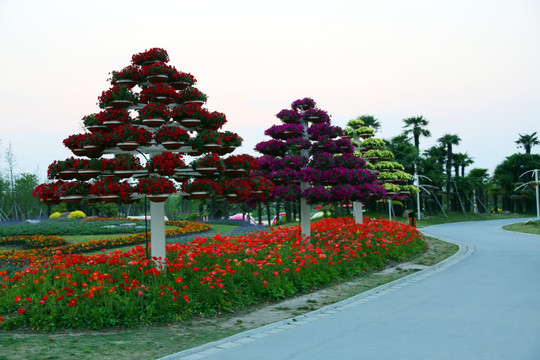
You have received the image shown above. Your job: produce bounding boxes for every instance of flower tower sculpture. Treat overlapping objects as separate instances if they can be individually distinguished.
[345,119,419,220]
[33,47,252,264]
[255,98,385,239]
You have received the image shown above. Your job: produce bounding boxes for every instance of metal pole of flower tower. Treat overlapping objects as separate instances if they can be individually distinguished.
[300,115,311,239]
[300,181,311,238]
[353,201,363,224]
[150,200,166,265]
[414,166,421,220]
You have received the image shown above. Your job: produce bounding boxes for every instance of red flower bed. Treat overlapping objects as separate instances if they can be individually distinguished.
[0,217,426,330]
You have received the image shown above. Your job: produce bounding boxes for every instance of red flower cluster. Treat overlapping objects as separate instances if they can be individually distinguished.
[131,48,170,65]
[224,154,258,171]
[139,84,178,104]
[148,152,185,175]
[171,104,212,121]
[154,126,190,144]
[95,109,131,125]
[138,103,171,121]
[113,125,153,145]
[136,177,177,195]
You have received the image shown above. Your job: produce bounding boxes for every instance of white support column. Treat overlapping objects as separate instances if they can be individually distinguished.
[300,181,311,239]
[353,201,363,224]
[388,199,393,220]
[150,200,166,265]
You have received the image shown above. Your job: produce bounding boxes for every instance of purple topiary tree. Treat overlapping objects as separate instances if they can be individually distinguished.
[255,98,385,239]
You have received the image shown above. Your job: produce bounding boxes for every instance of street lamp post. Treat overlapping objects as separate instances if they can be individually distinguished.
[518,169,540,220]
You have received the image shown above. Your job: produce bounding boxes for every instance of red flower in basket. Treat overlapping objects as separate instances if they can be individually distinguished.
[182,179,222,198]
[112,154,144,171]
[224,154,259,171]
[171,104,211,121]
[137,177,177,195]
[33,181,63,204]
[148,152,185,176]
[190,153,225,174]
[220,178,252,201]
[131,48,170,65]
[96,109,132,126]
[110,65,141,86]
[98,85,138,109]
[168,66,197,89]
[112,125,153,146]
[139,83,179,104]
[154,126,190,145]
[179,87,208,105]
[200,111,227,130]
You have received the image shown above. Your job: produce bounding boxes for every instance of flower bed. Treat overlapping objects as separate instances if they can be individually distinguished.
[0,217,426,330]
[0,221,210,268]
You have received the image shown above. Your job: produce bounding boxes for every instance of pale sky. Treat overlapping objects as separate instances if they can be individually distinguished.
[1,0,539,182]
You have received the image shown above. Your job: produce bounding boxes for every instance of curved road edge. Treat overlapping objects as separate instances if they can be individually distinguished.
[158,228,474,360]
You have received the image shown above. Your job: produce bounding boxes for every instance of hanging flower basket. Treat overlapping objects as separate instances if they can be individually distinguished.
[291,97,316,112]
[307,123,343,141]
[131,47,170,66]
[111,154,144,178]
[168,66,196,89]
[136,177,177,198]
[224,154,258,174]
[179,87,208,105]
[112,125,153,149]
[138,103,171,127]
[59,181,90,203]
[276,109,301,123]
[190,130,222,153]
[171,104,211,125]
[154,125,190,149]
[110,65,141,87]
[303,108,331,123]
[200,111,227,130]
[254,139,287,157]
[33,181,63,204]
[217,131,243,155]
[139,83,179,104]
[141,62,171,84]
[190,153,225,176]
[265,123,305,140]
[147,152,185,176]
[182,178,221,199]
[96,109,132,128]
[98,85,138,109]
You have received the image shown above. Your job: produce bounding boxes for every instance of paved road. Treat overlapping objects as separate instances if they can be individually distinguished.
[160,219,540,360]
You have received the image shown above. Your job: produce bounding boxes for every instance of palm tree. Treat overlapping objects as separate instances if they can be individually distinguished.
[355,115,381,132]
[515,132,539,154]
[438,133,461,209]
[423,145,446,166]
[402,116,431,152]
[452,152,474,177]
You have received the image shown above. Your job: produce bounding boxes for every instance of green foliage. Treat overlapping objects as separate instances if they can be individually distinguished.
[0,219,147,237]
